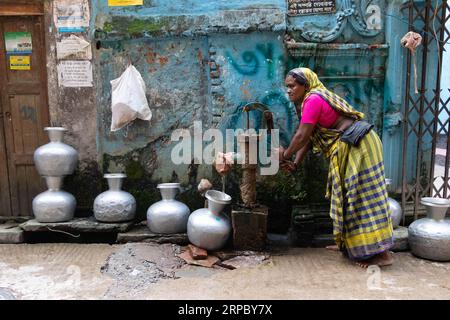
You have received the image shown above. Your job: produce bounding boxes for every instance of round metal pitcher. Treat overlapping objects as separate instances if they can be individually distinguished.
[147,183,190,233]
[187,190,232,251]
[94,173,136,222]
[386,178,403,229]
[34,127,78,177]
[32,176,76,223]
[408,197,450,261]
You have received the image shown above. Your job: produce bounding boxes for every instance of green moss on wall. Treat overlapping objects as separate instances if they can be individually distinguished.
[125,160,145,180]
[63,161,103,215]
[97,16,184,39]
[102,22,114,33]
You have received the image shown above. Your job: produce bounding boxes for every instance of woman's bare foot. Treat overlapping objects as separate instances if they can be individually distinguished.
[325,245,340,252]
[355,251,394,269]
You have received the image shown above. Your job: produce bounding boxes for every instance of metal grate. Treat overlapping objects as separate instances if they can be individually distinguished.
[402,0,450,220]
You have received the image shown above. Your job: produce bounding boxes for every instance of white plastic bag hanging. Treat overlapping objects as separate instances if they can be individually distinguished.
[110,64,152,132]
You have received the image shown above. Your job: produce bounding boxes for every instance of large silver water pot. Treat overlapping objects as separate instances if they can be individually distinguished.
[94,173,136,222]
[187,190,232,251]
[33,127,78,176]
[147,183,190,233]
[408,197,450,261]
[32,176,76,223]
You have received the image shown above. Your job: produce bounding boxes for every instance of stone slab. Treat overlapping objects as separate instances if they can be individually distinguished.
[312,234,335,247]
[116,225,189,245]
[213,249,270,261]
[392,226,409,252]
[0,224,24,244]
[217,255,268,270]
[267,233,291,246]
[20,217,134,233]
[231,205,268,251]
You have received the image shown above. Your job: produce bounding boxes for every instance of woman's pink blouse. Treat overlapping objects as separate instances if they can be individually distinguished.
[300,93,339,128]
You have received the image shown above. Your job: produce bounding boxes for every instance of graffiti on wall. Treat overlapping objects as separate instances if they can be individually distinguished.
[216,40,294,146]
[226,44,277,80]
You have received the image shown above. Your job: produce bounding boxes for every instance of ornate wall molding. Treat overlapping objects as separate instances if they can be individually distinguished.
[285,42,389,57]
[288,0,384,43]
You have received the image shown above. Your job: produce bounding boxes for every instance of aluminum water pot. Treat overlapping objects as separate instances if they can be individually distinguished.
[385,179,403,228]
[32,176,76,223]
[34,127,78,176]
[388,198,402,229]
[187,190,232,251]
[94,173,136,222]
[147,183,190,233]
[408,197,450,261]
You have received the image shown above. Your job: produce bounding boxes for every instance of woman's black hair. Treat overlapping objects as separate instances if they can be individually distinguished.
[287,70,308,86]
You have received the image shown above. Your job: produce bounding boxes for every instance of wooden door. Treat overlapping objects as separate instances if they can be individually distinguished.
[0,14,49,218]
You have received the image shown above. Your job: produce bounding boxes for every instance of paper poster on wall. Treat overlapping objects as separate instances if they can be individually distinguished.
[4,32,32,54]
[108,0,143,6]
[54,0,90,33]
[56,35,92,60]
[9,55,31,70]
[57,60,93,87]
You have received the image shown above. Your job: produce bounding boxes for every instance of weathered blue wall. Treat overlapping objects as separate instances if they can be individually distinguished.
[87,0,417,225]
[381,0,408,193]
[92,0,288,184]
[209,32,292,143]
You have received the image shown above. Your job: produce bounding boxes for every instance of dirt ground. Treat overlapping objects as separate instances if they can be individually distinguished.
[1,243,450,300]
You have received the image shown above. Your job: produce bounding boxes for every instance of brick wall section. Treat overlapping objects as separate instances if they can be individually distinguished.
[208,45,225,127]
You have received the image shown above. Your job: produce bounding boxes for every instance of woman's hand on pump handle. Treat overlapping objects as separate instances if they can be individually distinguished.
[281,160,297,173]
[274,147,297,173]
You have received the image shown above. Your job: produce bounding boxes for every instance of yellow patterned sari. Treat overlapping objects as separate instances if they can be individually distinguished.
[293,68,393,260]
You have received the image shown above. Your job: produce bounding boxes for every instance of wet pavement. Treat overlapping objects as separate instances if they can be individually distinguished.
[1,243,449,300]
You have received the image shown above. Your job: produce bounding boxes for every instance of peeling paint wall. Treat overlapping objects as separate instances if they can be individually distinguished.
[92,0,289,187]
[96,37,212,184]
[40,0,418,228]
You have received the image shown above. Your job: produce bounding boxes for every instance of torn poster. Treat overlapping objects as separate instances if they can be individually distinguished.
[57,60,93,87]
[54,0,90,33]
[56,35,92,60]
[4,32,32,54]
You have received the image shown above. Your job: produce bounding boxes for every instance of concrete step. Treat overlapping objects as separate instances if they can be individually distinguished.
[116,224,189,245]
[20,217,134,234]
[0,223,24,244]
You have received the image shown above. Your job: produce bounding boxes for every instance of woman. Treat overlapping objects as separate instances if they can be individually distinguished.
[279,67,394,268]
